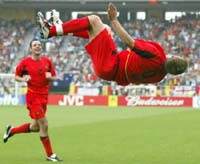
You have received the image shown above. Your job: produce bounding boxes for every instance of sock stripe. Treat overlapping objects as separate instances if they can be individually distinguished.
[56,24,63,35]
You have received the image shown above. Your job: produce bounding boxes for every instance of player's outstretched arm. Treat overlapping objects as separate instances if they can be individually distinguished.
[107,3,135,49]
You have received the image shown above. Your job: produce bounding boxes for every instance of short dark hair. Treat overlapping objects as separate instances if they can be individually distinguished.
[165,57,188,75]
[29,38,40,48]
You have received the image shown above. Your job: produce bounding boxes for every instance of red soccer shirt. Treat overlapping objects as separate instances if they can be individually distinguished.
[116,39,167,85]
[15,56,56,94]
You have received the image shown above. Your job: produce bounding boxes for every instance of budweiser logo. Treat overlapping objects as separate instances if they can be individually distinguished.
[125,96,184,106]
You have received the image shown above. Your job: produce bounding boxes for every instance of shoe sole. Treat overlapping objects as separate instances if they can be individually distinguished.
[46,158,62,162]
[37,12,50,39]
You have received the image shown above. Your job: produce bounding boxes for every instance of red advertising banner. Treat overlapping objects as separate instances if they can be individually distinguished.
[84,96,108,106]
[48,95,193,107]
[48,94,107,106]
[48,94,84,106]
[119,96,192,107]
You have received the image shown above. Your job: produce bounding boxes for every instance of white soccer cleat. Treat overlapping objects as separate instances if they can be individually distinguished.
[50,9,63,25]
[46,153,62,162]
[49,9,63,36]
[37,12,52,39]
[3,124,13,143]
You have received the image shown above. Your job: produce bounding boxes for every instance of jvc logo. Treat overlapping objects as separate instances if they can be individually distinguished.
[58,95,84,106]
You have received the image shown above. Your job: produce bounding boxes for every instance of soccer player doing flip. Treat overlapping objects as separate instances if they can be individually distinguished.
[37,3,188,86]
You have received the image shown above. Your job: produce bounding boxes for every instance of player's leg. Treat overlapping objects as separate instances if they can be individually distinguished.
[38,11,90,39]
[38,117,52,157]
[57,12,112,40]
[56,14,110,41]
[30,120,40,132]
[38,12,107,41]
[38,117,62,161]
[9,123,31,135]
[86,15,107,41]
[50,9,90,39]
[36,97,62,161]
[3,93,40,143]
[3,120,39,143]
[3,123,31,143]
[72,31,89,39]
[8,92,40,134]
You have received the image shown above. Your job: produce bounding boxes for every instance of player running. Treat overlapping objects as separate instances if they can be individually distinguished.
[3,39,62,162]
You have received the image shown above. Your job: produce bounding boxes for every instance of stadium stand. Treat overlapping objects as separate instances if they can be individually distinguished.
[0,19,33,73]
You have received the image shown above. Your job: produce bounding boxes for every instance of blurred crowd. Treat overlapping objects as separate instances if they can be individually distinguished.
[0,19,33,72]
[1,13,200,89]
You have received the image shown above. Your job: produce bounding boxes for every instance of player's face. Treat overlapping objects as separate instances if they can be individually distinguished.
[30,40,42,55]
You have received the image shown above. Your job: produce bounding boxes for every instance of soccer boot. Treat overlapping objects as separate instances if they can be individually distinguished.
[37,12,52,39]
[3,125,13,143]
[49,9,63,36]
[49,9,63,25]
[46,153,62,162]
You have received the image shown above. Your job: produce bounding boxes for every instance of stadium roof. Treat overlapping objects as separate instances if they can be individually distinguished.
[1,0,200,11]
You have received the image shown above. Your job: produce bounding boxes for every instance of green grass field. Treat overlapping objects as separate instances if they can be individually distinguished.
[1,105,200,164]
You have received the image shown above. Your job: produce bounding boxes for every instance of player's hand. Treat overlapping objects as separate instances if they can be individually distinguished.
[107,3,118,21]
[23,75,31,82]
[45,72,52,79]
[45,72,55,81]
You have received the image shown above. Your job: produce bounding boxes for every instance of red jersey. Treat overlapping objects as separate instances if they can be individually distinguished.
[116,39,167,85]
[15,56,56,94]
[85,28,167,86]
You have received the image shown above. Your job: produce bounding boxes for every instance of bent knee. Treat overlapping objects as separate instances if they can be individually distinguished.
[88,15,102,23]
[30,124,39,132]
[88,15,104,28]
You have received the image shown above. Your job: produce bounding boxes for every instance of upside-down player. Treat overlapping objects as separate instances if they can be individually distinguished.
[38,3,188,86]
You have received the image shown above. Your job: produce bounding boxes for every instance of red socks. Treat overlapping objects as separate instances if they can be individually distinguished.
[10,123,53,157]
[40,136,53,157]
[10,123,30,135]
[49,16,90,38]
[73,31,89,39]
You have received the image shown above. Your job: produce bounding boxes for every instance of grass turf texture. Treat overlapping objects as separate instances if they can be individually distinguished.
[0,105,200,164]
